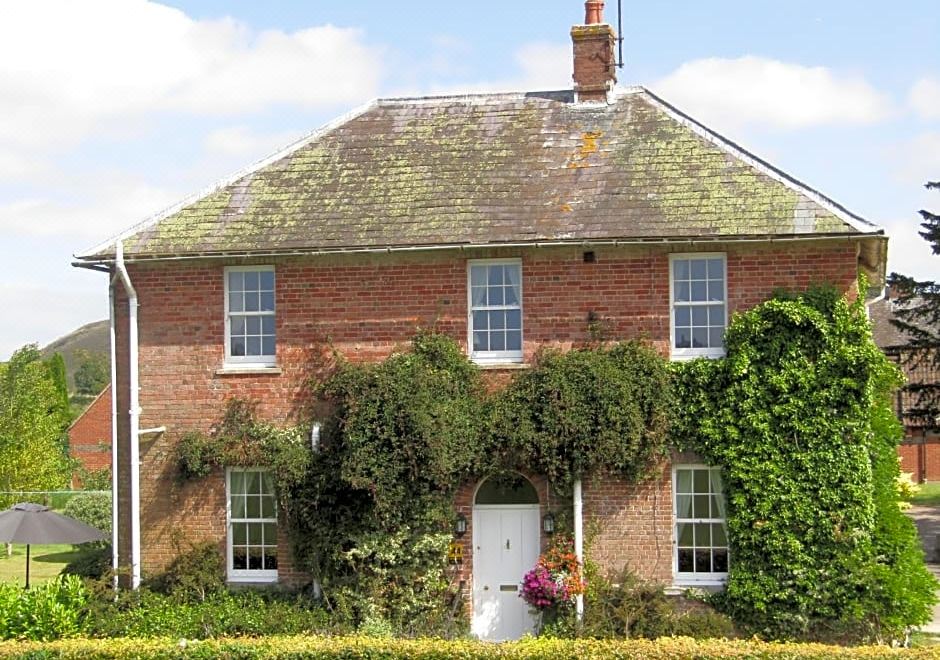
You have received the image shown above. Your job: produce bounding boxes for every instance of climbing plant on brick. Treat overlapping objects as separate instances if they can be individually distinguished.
[673,285,936,642]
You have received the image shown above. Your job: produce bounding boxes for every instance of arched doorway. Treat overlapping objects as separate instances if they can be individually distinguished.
[471,474,540,641]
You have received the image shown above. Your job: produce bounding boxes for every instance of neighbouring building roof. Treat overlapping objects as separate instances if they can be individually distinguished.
[76,87,883,265]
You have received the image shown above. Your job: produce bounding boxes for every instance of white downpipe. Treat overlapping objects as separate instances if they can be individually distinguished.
[114,241,141,589]
[108,277,119,588]
[573,478,584,620]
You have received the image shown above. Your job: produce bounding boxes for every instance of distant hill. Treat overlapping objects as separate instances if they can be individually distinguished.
[41,320,110,391]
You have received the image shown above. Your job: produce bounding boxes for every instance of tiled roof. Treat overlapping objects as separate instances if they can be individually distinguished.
[77,88,881,262]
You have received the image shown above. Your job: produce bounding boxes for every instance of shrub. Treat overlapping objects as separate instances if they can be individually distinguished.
[62,492,110,549]
[60,546,111,580]
[145,541,225,603]
[0,575,87,641]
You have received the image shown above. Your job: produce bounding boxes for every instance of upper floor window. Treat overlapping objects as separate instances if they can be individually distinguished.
[468,260,523,364]
[674,465,728,584]
[670,254,726,359]
[225,266,275,366]
[227,468,278,583]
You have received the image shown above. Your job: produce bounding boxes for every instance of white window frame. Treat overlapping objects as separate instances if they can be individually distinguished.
[224,265,276,367]
[672,464,729,586]
[668,253,727,360]
[467,258,524,364]
[226,467,278,583]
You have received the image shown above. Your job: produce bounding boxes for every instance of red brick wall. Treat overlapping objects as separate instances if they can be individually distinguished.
[69,384,112,487]
[111,240,860,585]
[898,433,940,483]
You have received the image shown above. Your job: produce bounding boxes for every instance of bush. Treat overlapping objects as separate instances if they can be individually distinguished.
[62,493,110,549]
[580,569,680,639]
[0,635,937,659]
[145,541,225,602]
[60,546,111,580]
[83,588,336,639]
[0,575,87,641]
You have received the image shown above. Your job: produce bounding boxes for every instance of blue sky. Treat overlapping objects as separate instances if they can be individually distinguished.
[1,0,938,359]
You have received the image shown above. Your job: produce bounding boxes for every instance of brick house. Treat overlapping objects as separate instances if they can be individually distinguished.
[67,384,112,488]
[73,4,887,641]
[870,294,940,481]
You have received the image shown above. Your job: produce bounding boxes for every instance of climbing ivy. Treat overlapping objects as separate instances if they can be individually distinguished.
[673,286,936,642]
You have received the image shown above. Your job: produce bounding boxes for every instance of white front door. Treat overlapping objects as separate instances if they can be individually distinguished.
[471,505,540,641]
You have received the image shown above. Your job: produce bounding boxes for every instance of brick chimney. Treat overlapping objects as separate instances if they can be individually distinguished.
[571,0,617,103]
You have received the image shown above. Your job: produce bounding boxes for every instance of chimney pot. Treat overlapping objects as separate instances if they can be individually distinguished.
[585,0,604,24]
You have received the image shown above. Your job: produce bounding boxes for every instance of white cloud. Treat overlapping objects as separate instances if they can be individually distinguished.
[909,77,940,121]
[650,56,893,131]
[0,1,383,154]
[203,126,302,159]
[0,180,180,241]
[888,132,940,185]
[421,42,571,96]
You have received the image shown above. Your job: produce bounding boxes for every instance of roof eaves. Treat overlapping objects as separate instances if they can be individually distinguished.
[73,98,382,262]
[636,87,883,236]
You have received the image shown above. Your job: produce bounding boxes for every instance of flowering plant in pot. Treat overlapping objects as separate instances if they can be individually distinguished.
[520,536,585,614]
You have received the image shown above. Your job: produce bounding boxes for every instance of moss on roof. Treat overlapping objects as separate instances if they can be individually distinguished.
[90,89,877,260]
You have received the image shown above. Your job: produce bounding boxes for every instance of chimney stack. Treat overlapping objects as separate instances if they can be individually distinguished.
[571,0,617,103]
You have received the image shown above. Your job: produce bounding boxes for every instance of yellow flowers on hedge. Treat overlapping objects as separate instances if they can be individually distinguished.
[0,635,938,659]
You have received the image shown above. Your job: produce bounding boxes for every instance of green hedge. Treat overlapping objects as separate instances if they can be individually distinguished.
[0,636,936,659]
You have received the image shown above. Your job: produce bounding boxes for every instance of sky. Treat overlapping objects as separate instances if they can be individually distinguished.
[1,0,938,359]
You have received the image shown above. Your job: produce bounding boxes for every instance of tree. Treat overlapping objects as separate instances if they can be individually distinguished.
[73,349,109,397]
[0,345,73,508]
[887,181,940,428]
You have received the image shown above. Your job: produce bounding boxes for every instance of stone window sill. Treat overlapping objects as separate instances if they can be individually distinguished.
[475,362,531,371]
[215,366,282,376]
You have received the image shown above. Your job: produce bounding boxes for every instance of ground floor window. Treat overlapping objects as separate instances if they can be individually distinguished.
[227,467,277,582]
[673,465,728,583]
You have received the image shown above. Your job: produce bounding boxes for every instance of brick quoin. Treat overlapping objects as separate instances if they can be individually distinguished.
[112,240,860,589]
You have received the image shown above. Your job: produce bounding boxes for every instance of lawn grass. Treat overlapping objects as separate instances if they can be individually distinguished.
[911,482,940,507]
[0,543,92,587]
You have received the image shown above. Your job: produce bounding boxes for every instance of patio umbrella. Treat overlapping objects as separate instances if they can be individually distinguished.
[0,502,106,588]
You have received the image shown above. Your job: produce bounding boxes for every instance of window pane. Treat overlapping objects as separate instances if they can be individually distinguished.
[246,317,261,334]
[473,332,488,352]
[228,272,244,292]
[674,307,690,327]
[707,258,724,279]
[263,523,277,545]
[233,547,247,570]
[713,549,729,572]
[472,311,489,332]
[246,471,261,493]
[693,495,710,518]
[708,280,724,302]
[692,327,708,348]
[261,496,275,519]
[693,469,709,493]
[676,494,692,518]
[488,265,503,286]
[504,285,518,306]
[259,270,274,291]
[229,293,244,313]
[674,282,690,302]
[245,271,259,291]
[691,281,707,301]
[231,316,246,335]
[709,305,725,326]
[676,470,692,493]
[695,550,711,573]
[709,328,724,348]
[506,330,522,351]
[260,292,275,311]
[488,286,504,306]
[248,547,263,570]
[261,337,275,356]
[506,309,521,330]
[232,495,246,519]
[490,332,505,351]
[231,471,245,494]
[673,260,690,280]
[231,337,246,356]
[233,522,248,545]
[261,316,275,334]
[246,337,261,356]
[245,293,260,312]
[694,523,711,546]
[712,523,727,546]
[690,259,707,279]
[678,549,694,572]
[677,523,693,547]
[246,496,261,518]
[263,547,278,570]
[691,306,708,326]
[470,266,486,286]
[248,523,262,544]
[675,327,691,349]
[261,472,274,494]
[490,311,505,330]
